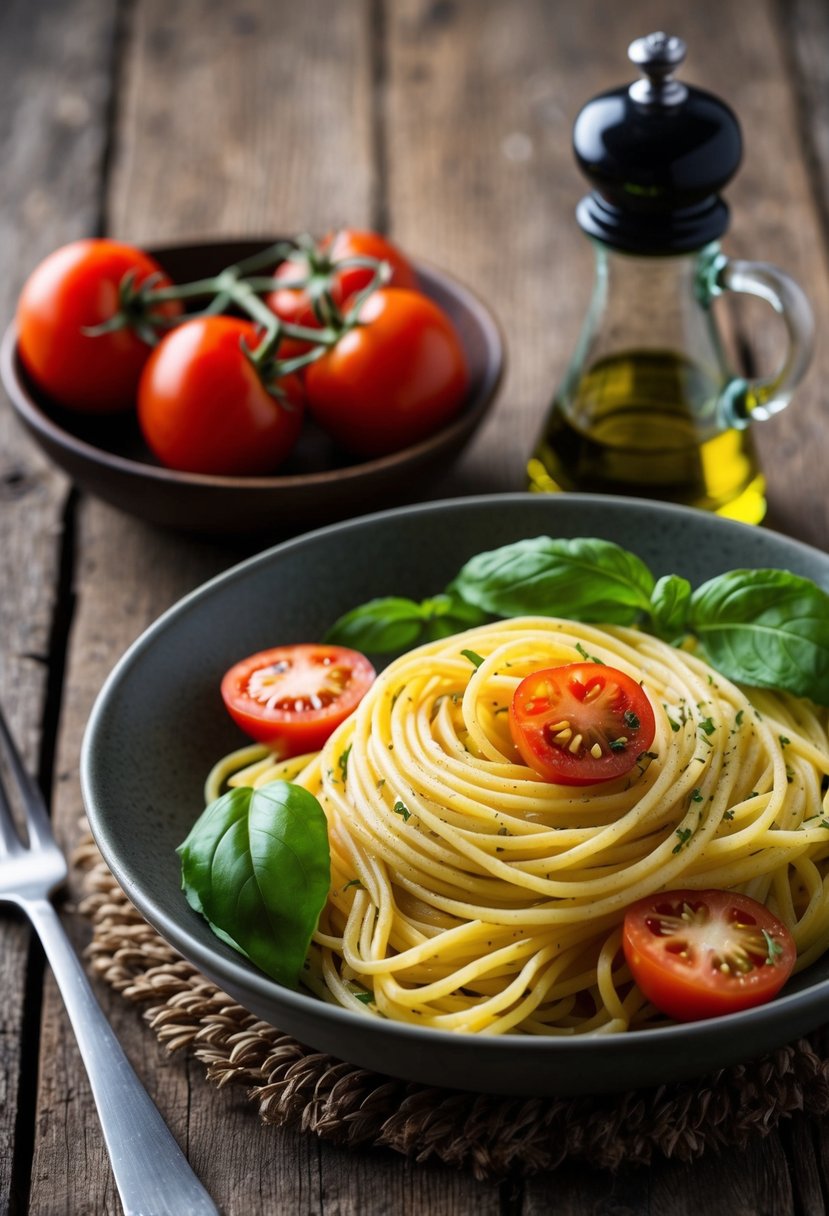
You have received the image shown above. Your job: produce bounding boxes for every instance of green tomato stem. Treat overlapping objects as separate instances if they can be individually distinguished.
[101,238,390,357]
[149,275,231,303]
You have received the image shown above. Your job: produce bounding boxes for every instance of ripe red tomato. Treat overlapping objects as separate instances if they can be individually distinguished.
[509,662,656,786]
[623,889,796,1021]
[221,644,376,754]
[267,229,419,333]
[304,288,468,457]
[16,239,181,413]
[137,316,304,476]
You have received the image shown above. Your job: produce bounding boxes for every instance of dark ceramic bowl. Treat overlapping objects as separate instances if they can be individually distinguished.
[1,241,503,535]
[81,493,829,1097]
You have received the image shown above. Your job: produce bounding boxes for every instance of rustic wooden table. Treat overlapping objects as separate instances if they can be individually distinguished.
[3,1,829,1212]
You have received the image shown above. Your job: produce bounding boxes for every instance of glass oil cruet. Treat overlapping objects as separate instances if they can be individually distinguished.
[528,32,814,524]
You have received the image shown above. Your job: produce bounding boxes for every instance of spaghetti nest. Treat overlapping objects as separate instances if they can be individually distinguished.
[207,617,829,1036]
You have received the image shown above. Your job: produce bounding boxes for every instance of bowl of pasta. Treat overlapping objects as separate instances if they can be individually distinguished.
[81,493,829,1096]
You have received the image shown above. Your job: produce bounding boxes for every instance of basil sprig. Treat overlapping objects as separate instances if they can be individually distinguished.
[326,536,829,705]
[450,536,655,623]
[324,592,487,652]
[178,780,330,987]
[689,569,829,704]
[650,574,693,643]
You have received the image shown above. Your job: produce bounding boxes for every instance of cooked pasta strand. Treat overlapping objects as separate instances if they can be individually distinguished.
[211,617,829,1035]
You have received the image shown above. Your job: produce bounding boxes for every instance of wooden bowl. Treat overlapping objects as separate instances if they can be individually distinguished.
[1,240,504,536]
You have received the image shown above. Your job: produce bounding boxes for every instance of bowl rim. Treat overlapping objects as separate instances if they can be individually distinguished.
[1,245,505,490]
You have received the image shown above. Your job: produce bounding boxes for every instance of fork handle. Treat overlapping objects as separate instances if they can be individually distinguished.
[25,898,220,1216]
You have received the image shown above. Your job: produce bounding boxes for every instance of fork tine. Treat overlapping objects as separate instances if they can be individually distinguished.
[0,704,53,849]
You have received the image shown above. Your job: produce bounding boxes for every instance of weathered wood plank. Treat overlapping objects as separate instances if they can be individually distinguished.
[22,0,829,1211]
[31,0,506,1212]
[645,1137,795,1215]
[784,0,829,234]
[0,0,119,1211]
[384,0,592,500]
[776,6,829,1208]
[107,0,376,242]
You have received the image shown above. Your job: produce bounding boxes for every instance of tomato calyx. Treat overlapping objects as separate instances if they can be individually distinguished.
[81,266,177,348]
[273,232,394,329]
[233,316,310,408]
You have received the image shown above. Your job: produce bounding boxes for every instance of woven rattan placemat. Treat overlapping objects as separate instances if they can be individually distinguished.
[73,831,829,1179]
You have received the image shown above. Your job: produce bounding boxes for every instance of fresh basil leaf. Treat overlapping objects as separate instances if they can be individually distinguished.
[449,537,655,624]
[325,597,429,652]
[421,594,488,641]
[689,569,829,705]
[650,574,692,641]
[325,593,486,652]
[177,781,330,987]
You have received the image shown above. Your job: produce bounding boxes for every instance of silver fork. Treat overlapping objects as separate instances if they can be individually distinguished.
[0,706,219,1216]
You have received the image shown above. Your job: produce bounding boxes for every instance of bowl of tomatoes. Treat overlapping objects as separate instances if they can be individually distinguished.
[1,234,504,535]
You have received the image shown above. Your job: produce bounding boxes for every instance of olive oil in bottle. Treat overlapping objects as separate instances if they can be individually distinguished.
[533,33,813,525]
[528,350,766,524]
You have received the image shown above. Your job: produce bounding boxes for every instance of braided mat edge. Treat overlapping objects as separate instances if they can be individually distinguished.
[73,831,829,1180]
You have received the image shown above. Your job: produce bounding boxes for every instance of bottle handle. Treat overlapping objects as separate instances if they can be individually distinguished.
[707,253,814,428]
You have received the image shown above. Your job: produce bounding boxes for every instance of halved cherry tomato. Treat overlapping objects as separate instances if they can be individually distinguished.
[137,316,304,475]
[16,239,181,413]
[220,644,376,754]
[266,229,419,336]
[623,889,796,1022]
[509,662,656,786]
[304,288,468,457]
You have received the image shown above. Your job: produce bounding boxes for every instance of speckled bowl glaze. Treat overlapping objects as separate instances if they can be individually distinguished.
[81,494,829,1097]
[1,241,503,535]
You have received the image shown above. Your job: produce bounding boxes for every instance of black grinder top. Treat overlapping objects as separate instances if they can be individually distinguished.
[573,32,742,254]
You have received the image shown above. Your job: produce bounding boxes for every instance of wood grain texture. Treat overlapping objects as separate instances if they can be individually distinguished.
[785,0,829,235]
[384,0,592,498]
[107,0,377,243]
[30,1,505,1212]
[13,0,829,1212]
[0,1,118,1211]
